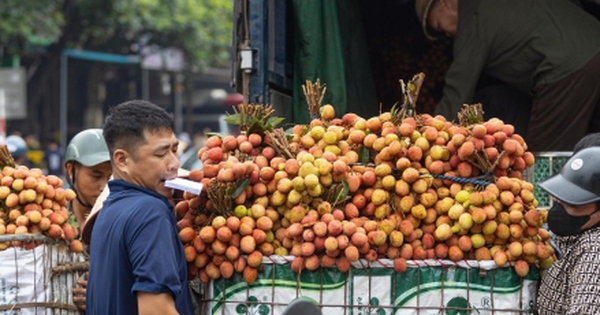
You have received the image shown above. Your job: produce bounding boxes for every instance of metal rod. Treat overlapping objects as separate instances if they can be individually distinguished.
[141,68,149,100]
[59,53,68,152]
[0,233,49,242]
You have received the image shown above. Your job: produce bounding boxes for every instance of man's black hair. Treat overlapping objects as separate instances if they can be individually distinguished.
[103,100,174,158]
[573,133,600,153]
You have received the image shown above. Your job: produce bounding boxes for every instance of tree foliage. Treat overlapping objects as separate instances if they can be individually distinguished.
[0,0,233,69]
[0,0,64,51]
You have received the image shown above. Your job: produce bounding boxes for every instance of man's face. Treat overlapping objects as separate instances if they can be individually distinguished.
[427,0,459,38]
[125,129,181,199]
[73,162,112,207]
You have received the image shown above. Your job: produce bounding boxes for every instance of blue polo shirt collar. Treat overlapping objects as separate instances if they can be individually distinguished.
[108,179,173,209]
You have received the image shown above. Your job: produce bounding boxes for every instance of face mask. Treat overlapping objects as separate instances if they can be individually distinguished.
[547,202,596,236]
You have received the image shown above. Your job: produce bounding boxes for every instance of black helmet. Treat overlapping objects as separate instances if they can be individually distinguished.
[538,147,600,205]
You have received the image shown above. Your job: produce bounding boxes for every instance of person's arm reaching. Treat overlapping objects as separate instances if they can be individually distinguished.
[128,204,189,315]
[437,56,485,120]
[436,16,489,120]
[138,292,179,315]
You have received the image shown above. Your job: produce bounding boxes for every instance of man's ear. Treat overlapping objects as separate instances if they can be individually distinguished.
[65,162,73,178]
[581,208,600,230]
[112,149,130,173]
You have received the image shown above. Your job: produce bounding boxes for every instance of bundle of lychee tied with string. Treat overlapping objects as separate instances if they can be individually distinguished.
[0,145,82,253]
[174,74,554,285]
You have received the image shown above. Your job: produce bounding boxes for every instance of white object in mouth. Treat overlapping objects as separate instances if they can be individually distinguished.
[165,178,204,195]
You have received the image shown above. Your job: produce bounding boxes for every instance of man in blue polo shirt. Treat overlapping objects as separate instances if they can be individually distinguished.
[86,100,194,315]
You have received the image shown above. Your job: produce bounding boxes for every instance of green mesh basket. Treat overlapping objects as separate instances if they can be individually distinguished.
[523,152,572,209]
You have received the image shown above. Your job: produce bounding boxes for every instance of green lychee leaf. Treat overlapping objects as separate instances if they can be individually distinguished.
[336,179,349,204]
[267,117,285,129]
[358,146,370,164]
[390,102,399,115]
[231,177,251,199]
[247,122,266,135]
[224,113,242,125]
[284,127,296,142]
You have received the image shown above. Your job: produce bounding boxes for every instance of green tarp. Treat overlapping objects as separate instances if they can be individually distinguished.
[291,0,379,123]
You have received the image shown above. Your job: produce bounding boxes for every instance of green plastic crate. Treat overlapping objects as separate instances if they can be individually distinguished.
[523,152,572,210]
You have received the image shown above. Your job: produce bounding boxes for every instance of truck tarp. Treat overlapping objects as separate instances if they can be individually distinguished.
[292,0,379,123]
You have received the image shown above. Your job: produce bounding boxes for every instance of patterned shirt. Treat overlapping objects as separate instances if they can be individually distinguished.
[537,227,600,314]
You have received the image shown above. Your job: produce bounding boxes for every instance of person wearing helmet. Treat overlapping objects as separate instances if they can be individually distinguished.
[6,135,28,165]
[64,129,112,312]
[536,146,600,314]
[64,129,113,230]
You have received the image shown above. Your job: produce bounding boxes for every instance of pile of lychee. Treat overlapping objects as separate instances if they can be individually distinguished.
[0,165,82,252]
[176,104,555,284]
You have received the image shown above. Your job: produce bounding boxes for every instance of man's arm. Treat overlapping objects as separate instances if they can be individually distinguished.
[436,47,487,120]
[138,292,179,315]
[128,205,190,315]
[435,12,490,120]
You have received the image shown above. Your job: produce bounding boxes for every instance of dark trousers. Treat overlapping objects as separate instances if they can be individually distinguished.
[527,53,600,152]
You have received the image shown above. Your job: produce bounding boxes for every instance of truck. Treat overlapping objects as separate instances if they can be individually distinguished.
[231,0,452,126]
[231,0,600,126]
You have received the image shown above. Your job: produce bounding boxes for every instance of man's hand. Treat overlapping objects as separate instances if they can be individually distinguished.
[72,272,88,311]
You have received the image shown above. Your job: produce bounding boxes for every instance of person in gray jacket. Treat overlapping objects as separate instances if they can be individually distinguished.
[415,0,600,151]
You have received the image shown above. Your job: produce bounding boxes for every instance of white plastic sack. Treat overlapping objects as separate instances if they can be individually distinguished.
[0,242,86,315]
[205,257,538,315]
